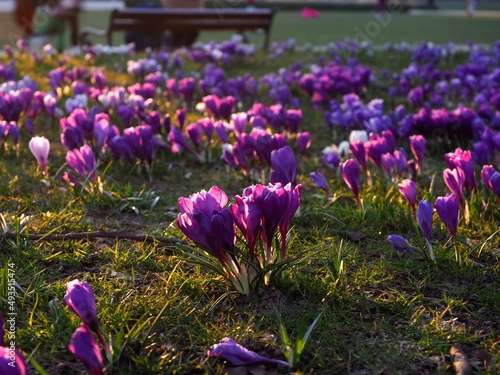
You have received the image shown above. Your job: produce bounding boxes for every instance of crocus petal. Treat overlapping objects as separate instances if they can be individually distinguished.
[64,280,99,333]
[29,136,50,172]
[68,324,104,375]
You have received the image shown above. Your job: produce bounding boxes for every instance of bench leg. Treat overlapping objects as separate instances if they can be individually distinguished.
[263,30,270,51]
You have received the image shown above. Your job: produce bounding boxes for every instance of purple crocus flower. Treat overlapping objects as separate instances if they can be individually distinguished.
[64,280,99,333]
[409,135,426,173]
[398,179,417,216]
[65,145,97,182]
[387,234,414,254]
[29,136,50,174]
[472,141,490,166]
[310,171,329,198]
[350,140,367,172]
[168,127,196,157]
[185,123,202,150]
[434,194,460,237]
[407,86,424,108]
[481,165,496,191]
[417,200,433,244]
[278,183,302,259]
[0,346,27,375]
[297,132,311,155]
[381,152,396,177]
[108,135,133,163]
[417,199,435,261]
[230,195,262,259]
[490,172,500,198]
[340,159,361,206]
[322,149,340,170]
[177,186,237,269]
[68,324,104,375]
[443,167,465,206]
[176,108,187,129]
[231,112,248,136]
[207,337,289,367]
[445,148,476,192]
[270,146,297,186]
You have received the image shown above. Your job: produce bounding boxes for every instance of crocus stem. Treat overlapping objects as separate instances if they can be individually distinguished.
[97,329,113,364]
[365,168,372,187]
[279,228,287,261]
[426,238,435,263]
[454,236,462,267]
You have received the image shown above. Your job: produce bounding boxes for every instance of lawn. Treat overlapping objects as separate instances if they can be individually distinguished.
[0,9,500,375]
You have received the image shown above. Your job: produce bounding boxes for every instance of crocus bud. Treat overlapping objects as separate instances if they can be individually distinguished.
[409,135,426,172]
[297,132,311,155]
[29,136,50,174]
[64,280,99,333]
[417,199,435,262]
[481,165,496,191]
[270,146,297,186]
[417,200,433,244]
[340,159,361,206]
[310,171,329,198]
[387,234,414,254]
[398,179,417,215]
[434,194,460,237]
[68,324,104,375]
[443,167,465,206]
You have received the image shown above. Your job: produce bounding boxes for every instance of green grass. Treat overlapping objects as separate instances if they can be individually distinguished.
[0,44,499,374]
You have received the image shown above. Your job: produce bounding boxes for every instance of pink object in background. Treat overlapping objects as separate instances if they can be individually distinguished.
[301,7,320,18]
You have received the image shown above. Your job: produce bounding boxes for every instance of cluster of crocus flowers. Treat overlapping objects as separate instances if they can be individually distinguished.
[177,183,302,294]
[64,279,107,375]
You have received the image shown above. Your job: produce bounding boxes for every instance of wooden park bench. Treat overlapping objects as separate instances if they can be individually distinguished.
[79,7,276,50]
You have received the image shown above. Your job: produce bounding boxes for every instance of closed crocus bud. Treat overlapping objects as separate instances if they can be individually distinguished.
[480,165,496,191]
[443,167,465,206]
[68,324,104,375]
[381,152,396,176]
[417,199,435,262]
[350,141,367,171]
[434,194,460,237]
[310,171,329,198]
[398,179,417,215]
[297,132,311,155]
[230,196,262,258]
[0,346,27,375]
[270,146,297,186]
[64,280,99,333]
[417,200,433,244]
[340,159,361,206]
[29,136,50,174]
[409,135,426,172]
[490,172,500,197]
[387,234,414,254]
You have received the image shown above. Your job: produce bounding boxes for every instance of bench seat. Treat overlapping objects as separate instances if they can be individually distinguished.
[80,8,276,50]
